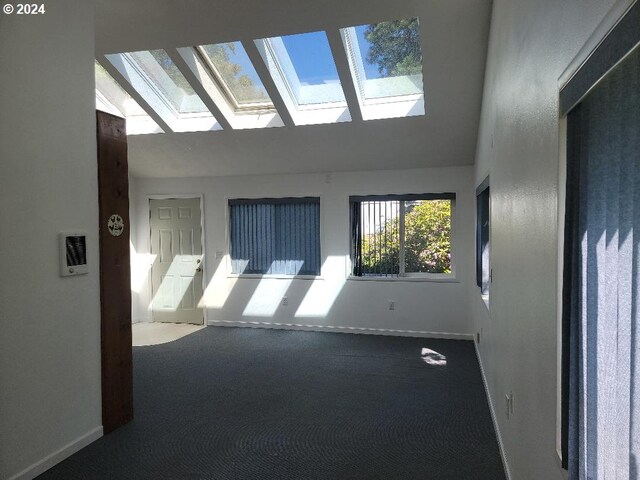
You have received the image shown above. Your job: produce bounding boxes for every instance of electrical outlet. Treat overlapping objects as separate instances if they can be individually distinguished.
[389,301,395,311]
[282,297,288,306]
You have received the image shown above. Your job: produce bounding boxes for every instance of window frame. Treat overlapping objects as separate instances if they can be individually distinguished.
[254,33,352,126]
[226,196,322,279]
[173,46,284,130]
[475,176,490,302]
[105,50,222,133]
[125,50,209,118]
[94,60,164,135]
[348,192,456,281]
[194,44,276,114]
[340,19,426,121]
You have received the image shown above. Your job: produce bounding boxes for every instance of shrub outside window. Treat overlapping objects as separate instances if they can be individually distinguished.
[350,193,454,278]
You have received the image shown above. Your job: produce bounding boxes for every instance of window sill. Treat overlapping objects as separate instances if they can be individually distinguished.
[227,274,323,281]
[348,276,459,284]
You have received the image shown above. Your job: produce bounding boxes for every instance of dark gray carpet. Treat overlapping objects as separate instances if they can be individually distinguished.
[39,327,506,479]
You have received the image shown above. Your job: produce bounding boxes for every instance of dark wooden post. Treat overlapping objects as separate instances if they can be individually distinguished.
[96,111,133,433]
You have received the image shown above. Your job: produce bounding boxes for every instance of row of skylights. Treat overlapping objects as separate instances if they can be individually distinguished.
[95,18,425,135]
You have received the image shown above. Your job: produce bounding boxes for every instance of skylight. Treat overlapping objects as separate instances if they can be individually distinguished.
[98,20,426,135]
[341,18,425,120]
[198,42,273,110]
[276,31,345,106]
[129,49,208,114]
[105,49,221,133]
[256,31,351,125]
[94,61,163,135]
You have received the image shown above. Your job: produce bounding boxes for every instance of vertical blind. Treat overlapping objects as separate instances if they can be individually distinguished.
[229,198,321,276]
[562,45,640,478]
[476,180,490,293]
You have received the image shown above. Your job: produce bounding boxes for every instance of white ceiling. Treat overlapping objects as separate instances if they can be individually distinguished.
[95,0,492,178]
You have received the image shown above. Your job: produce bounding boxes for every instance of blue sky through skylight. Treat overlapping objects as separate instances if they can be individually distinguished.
[354,25,382,79]
[342,19,424,102]
[280,31,340,86]
[223,42,263,92]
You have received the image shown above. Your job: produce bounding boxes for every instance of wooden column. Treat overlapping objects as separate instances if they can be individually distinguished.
[96,111,133,433]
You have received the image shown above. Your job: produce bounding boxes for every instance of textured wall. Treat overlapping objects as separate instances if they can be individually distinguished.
[472,0,622,478]
[0,1,102,478]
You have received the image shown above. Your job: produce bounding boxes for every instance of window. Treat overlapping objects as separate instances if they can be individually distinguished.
[94,61,163,135]
[173,44,284,130]
[350,193,454,277]
[341,18,425,121]
[229,198,321,276]
[255,31,351,125]
[105,49,221,132]
[476,177,490,296]
[197,42,274,111]
[129,49,207,115]
[97,20,428,134]
[560,11,640,474]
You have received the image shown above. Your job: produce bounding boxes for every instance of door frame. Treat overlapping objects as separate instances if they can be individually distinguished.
[146,193,208,326]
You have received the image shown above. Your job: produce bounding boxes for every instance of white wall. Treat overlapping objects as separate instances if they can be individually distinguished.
[472,0,621,479]
[0,1,103,479]
[131,167,475,337]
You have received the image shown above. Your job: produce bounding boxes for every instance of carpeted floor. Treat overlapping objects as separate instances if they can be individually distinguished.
[39,326,506,479]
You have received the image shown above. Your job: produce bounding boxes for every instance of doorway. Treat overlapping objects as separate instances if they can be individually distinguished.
[149,197,205,325]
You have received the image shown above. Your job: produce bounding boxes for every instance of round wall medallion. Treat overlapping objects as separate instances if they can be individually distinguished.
[107,214,124,237]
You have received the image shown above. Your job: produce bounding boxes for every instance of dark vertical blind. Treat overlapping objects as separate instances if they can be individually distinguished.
[562,46,640,478]
[350,201,363,277]
[229,198,320,275]
[476,180,490,293]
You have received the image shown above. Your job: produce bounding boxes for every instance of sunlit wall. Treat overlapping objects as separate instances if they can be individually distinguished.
[130,166,475,337]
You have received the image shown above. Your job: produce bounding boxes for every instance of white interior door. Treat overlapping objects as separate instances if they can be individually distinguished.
[149,198,204,324]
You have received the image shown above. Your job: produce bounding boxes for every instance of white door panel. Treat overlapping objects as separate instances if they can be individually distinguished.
[150,198,204,324]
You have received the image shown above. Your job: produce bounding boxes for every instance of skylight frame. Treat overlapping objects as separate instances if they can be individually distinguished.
[174,46,284,130]
[263,35,347,110]
[340,19,426,121]
[255,32,352,126]
[124,50,209,119]
[94,60,164,135]
[105,50,222,133]
[194,44,275,114]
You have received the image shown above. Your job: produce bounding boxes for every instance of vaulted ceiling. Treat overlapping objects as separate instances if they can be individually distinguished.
[95,0,492,178]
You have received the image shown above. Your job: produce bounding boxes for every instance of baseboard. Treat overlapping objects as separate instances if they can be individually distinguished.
[474,341,512,480]
[207,319,474,341]
[132,317,153,324]
[7,426,103,480]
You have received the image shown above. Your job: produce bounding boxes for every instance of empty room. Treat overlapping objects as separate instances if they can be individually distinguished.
[1,0,639,479]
